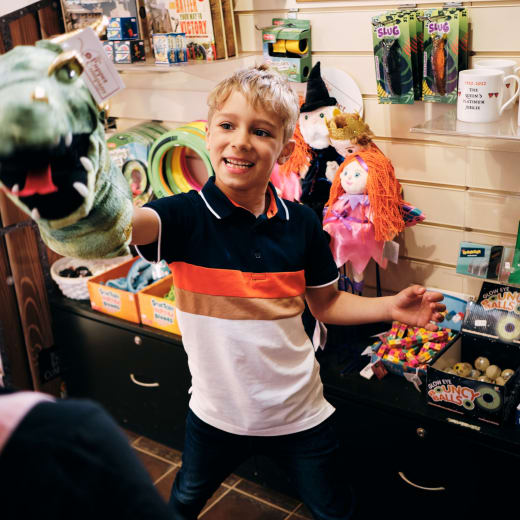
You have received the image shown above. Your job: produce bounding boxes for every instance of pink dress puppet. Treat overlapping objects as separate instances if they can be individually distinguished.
[323,122,424,294]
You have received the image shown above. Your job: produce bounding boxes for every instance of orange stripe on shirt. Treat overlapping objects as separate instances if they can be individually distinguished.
[172,262,305,298]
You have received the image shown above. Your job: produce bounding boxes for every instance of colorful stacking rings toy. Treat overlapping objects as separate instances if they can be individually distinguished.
[148,121,212,199]
[107,122,170,205]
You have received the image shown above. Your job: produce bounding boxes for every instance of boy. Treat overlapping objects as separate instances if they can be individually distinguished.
[132,65,445,520]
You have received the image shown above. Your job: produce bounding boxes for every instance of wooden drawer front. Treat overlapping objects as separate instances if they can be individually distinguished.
[325,394,455,517]
[52,307,191,448]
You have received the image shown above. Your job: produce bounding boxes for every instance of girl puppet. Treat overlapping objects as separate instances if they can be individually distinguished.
[323,149,406,294]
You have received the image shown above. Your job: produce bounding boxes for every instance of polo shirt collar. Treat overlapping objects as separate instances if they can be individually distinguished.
[199,176,290,221]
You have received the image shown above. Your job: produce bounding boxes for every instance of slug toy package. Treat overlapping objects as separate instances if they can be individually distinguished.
[421,7,462,104]
[387,8,423,100]
[372,11,414,104]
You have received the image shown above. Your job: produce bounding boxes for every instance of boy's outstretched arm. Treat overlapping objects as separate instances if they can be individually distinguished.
[131,207,160,245]
[306,284,446,331]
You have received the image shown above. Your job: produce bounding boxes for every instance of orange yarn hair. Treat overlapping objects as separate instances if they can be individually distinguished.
[279,96,312,178]
[324,149,405,242]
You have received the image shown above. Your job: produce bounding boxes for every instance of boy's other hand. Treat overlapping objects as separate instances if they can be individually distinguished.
[390,285,446,331]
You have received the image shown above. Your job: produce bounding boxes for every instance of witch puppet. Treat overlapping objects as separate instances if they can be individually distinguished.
[322,112,424,294]
[289,62,344,220]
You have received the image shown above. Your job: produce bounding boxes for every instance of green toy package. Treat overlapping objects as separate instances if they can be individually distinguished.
[421,8,461,104]
[372,11,414,104]
[386,8,422,101]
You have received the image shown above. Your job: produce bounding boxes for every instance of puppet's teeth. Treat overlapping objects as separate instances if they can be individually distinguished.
[65,132,72,147]
[31,208,40,220]
[80,156,94,173]
[11,184,19,195]
[73,181,89,198]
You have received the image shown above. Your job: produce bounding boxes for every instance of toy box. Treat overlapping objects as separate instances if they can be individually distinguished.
[103,40,114,62]
[370,323,457,378]
[456,241,504,280]
[262,19,311,82]
[426,282,520,425]
[152,33,188,65]
[369,291,465,377]
[138,275,181,335]
[87,257,142,323]
[152,34,170,64]
[113,39,146,64]
[167,33,188,64]
[107,17,139,40]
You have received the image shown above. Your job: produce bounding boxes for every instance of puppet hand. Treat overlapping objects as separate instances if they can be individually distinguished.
[390,285,446,331]
[325,161,339,182]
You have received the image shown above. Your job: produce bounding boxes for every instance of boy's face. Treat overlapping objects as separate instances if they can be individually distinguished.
[206,91,293,198]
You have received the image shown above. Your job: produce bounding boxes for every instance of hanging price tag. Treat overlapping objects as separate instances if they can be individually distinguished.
[61,27,125,104]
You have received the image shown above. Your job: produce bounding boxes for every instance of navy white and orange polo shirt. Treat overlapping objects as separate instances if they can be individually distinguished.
[137,177,339,436]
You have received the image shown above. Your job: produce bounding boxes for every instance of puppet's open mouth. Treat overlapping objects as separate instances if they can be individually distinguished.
[0,133,92,220]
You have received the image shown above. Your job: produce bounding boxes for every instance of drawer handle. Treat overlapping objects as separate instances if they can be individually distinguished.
[130,373,159,388]
[397,472,445,492]
[416,427,426,438]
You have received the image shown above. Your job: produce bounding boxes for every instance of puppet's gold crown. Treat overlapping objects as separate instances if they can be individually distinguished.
[326,110,373,141]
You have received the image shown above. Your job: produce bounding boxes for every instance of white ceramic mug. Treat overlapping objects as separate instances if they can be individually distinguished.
[457,68,520,123]
[475,59,520,107]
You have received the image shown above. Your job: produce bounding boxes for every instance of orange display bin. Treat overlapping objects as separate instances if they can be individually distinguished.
[87,257,142,323]
[137,275,181,335]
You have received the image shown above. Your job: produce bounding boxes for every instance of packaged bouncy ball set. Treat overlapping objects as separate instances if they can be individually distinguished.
[372,6,468,104]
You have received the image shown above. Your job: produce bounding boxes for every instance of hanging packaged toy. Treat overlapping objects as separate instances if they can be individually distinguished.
[421,7,462,104]
[372,11,414,104]
[389,8,422,101]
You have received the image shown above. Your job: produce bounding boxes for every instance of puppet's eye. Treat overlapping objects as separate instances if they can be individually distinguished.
[48,52,83,83]
[319,113,324,118]
[355,173,360,178]
[347,148,355,154]
[304,115,308,120]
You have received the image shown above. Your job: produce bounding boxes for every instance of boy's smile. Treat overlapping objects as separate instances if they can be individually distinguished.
[206,91,294,214]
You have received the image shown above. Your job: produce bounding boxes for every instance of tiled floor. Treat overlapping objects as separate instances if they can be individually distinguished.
[124,429,313,520]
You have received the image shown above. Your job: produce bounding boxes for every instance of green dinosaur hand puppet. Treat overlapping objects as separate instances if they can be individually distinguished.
[0,40,132,258]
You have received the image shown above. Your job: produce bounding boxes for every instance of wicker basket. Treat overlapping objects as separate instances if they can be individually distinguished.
[50,256,132,300]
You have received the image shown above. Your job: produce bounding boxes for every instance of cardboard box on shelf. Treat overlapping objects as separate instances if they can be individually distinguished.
[137,275,181,335]
[456,241,504,280]
[369,291,466,378]
[113,39,146,64]
[426,282,520,426]
[152,33,187,64]
[262,19,311,83]
[107,17,139,40]
[87,257,142,323]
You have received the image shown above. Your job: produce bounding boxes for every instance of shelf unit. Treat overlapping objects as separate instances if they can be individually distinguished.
[410,107,520,151]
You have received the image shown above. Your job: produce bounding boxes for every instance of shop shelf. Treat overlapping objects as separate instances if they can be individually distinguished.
[410,108,520,151]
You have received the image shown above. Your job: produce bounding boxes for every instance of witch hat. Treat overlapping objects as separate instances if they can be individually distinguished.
[300,62,337,113]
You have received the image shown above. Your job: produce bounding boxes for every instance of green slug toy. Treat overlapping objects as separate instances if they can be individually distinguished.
[0,39,132,258]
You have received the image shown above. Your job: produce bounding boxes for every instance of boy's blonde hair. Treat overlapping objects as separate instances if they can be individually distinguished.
[207,64,299,143]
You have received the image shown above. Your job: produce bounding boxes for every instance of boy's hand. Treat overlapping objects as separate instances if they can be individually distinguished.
[390,285,446,331]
